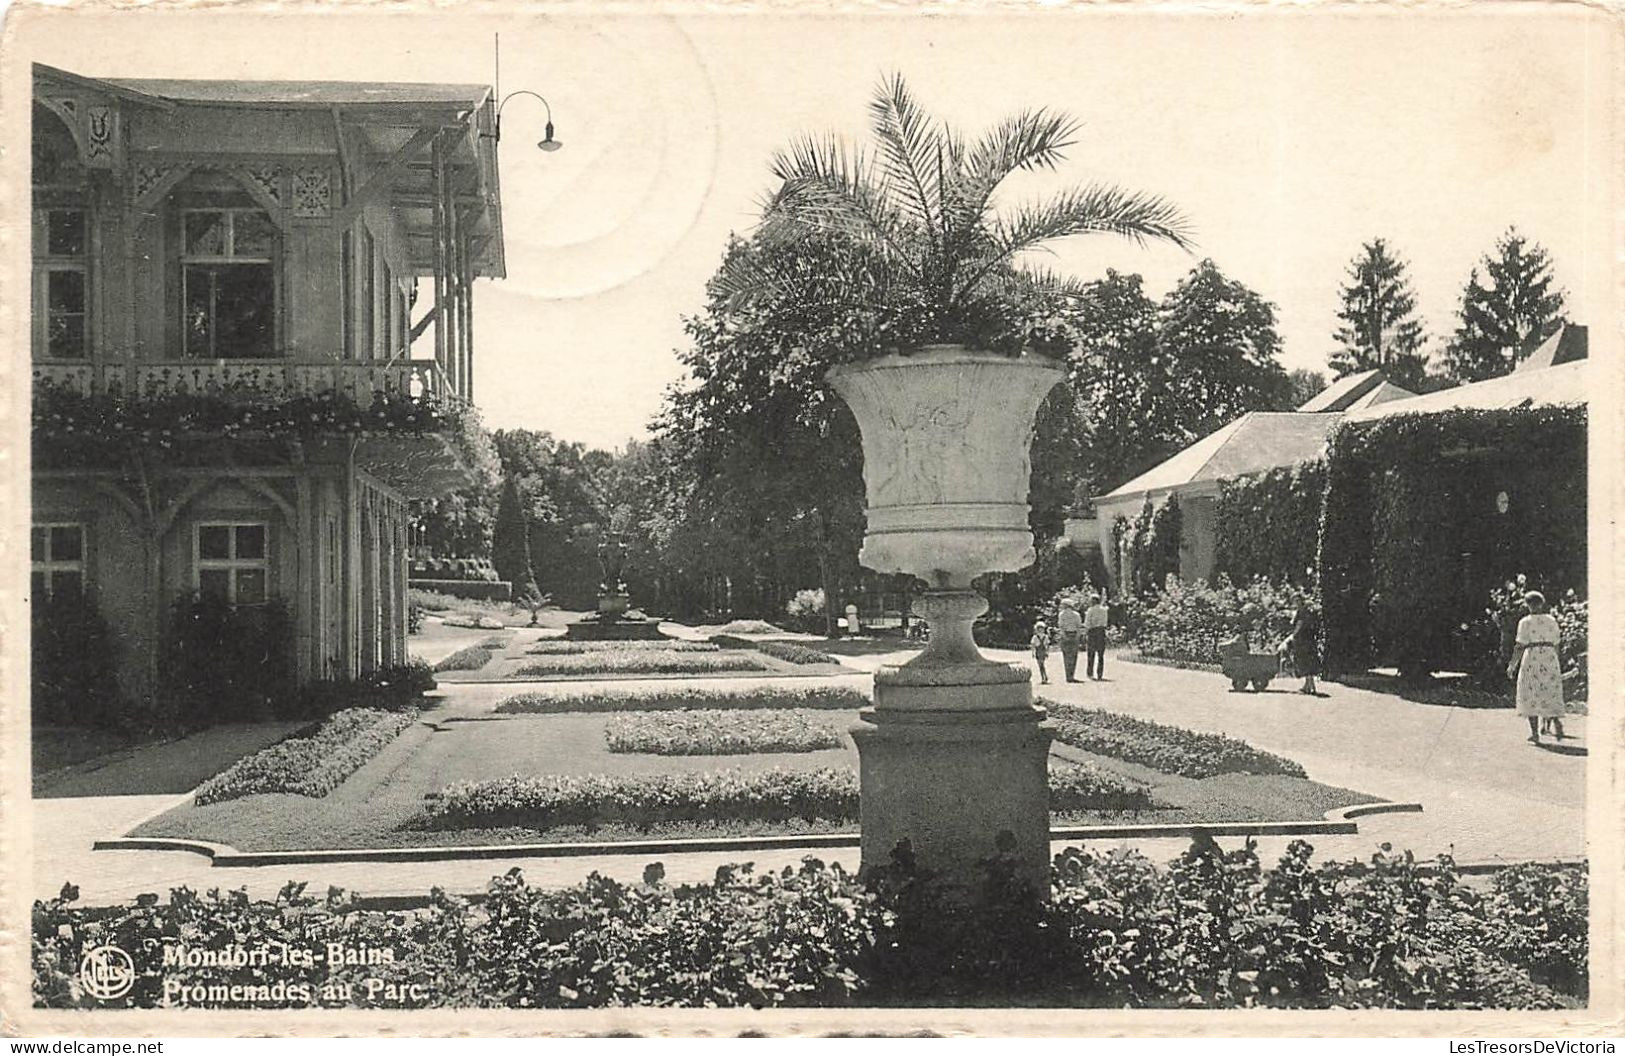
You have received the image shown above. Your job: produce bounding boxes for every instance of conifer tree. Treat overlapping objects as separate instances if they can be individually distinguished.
[1443,228,1567,383]
[1330,238,1429,391]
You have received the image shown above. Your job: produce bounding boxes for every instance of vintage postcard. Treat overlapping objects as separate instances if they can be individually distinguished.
[0,0,1619,1038]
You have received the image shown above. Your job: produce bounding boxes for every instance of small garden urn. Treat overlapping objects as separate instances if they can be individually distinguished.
[826,344,1065,895]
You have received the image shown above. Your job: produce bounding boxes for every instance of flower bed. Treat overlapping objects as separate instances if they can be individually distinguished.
[753,641,839,665]
[33,848,1584,1009]
[605,709,844,755]
[433,645,496,673]
[1044,703,1307,779]
[427,767,859,831]
[194,708,419,805]
[514,651,769,677]
[496,685,867,715]
[527,640,719,655]
[706,619,786,635]
[426,762,1150,833]
[710,635,839,664]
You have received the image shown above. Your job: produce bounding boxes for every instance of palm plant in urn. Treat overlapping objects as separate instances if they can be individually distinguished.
[724,74,1192,892]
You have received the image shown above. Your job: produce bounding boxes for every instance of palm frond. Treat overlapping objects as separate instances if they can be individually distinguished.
[953,182,1192,311]
[867,73,947,251]
[763,136,885,238]
[991,182,1194,255]
[951,108,1081,223]
[710,232,902,317]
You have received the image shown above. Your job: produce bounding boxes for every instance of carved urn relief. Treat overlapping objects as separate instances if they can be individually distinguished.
[826,344,1065,895]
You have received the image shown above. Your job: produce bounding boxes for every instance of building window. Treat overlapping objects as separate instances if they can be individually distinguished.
[195,523,269,605]
[31,524,85,600]
[181,208,277,359]
[33,208,88,358]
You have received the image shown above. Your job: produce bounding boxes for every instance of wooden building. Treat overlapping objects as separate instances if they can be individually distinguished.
[29,64,506,704]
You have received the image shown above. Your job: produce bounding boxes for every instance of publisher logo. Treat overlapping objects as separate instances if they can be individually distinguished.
[79,944,135,1000]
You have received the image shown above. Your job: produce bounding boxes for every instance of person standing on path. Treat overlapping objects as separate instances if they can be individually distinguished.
[1508,590,1565,744]
[1084,592,1110,680]
[1030,619,1051,684]
[1057,596,1083,682]
[1287,601,1323,696]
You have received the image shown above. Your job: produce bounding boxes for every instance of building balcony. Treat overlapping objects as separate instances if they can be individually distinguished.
[32,357,484,500]
[32,357,454,406]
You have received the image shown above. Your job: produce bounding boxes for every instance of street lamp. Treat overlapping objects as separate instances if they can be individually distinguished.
[495,90,562,152]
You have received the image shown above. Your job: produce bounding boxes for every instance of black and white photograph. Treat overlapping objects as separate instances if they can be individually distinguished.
[2,0,1618,1036]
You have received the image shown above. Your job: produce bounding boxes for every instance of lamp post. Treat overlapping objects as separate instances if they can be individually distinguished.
[491,34,563,152]
[495,90,562,152]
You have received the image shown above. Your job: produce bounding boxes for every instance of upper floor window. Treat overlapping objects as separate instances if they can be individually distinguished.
[33,208,88,359]
[182,208,277,359]
[195,522,269,605]
[31,524,84,600]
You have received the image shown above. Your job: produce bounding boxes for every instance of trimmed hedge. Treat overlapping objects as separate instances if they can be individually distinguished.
[33,847,1585,1009]
[605,710,844,755]
[194,708,419,804]
[515,651,768,677]
[1044,702,1307,778]
[496,685,868,715]
[426,763,1152,833]
[408,579,513,602]
[1215,460,1325,587]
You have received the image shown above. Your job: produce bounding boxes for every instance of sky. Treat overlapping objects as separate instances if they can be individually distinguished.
[12,5,1612,451]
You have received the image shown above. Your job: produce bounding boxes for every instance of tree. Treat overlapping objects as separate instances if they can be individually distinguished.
[1330,239,1430,391]
[1285,368,1327,408]
[716,73,1192,349]
[1051,270,1175,496]
[1443,228,1567,383]
[1156,259,1292,437]
[490,476,535,592]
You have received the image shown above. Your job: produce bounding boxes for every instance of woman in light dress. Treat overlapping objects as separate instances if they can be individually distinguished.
[1507,590,1565,744]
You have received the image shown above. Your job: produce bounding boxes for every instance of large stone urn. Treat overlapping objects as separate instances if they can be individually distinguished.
[826,343,1065,895]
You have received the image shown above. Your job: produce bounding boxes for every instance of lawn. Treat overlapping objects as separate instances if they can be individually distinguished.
[131,694,1379,852]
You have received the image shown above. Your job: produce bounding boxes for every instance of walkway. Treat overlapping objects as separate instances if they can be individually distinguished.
[31,641,1587,906]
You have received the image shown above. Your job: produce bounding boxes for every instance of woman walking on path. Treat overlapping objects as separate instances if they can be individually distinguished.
[1287,601,1323,696]
[1030,619,1051,684]
[1508,590,1566,743]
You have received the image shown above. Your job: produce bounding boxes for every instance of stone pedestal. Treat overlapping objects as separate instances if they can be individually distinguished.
[853,589,1053,897]
[597,593,630,617]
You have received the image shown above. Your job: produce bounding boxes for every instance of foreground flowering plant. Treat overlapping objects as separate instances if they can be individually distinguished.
[32,843,1585,1009]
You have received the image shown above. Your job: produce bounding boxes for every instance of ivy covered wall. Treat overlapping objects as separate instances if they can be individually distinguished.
[1316,406,1587,676]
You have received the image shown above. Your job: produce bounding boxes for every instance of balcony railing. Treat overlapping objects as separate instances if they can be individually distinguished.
[32,358,454,405]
